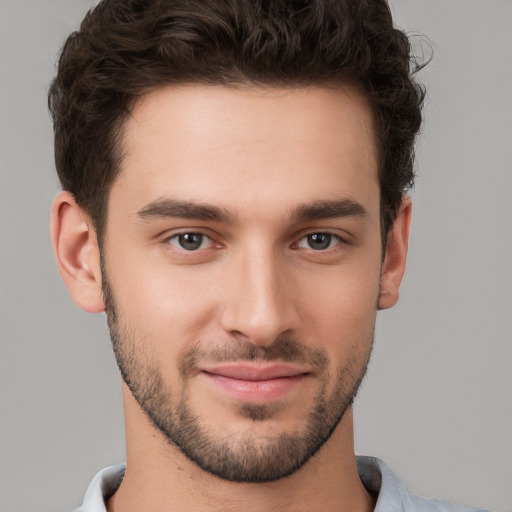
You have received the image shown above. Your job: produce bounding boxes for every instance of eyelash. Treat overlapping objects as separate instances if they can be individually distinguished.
[164,231,347,253]
[166,232,216,252]
[294,232,344,251]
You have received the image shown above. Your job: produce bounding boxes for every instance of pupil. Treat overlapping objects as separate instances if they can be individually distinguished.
[179,233,202,250]
[308,233,331,250]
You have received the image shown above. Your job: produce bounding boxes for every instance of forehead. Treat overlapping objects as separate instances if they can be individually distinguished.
[111,84,379,221]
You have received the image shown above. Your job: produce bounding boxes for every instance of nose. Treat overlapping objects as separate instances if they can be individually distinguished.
[219,245,300,347]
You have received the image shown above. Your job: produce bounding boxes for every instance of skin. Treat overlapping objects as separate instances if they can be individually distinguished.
[51,84,411,512]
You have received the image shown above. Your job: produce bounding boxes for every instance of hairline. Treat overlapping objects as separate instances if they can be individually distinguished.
[92,79,389,253]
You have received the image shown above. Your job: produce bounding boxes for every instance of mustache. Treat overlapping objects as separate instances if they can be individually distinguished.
[179,338,329,377]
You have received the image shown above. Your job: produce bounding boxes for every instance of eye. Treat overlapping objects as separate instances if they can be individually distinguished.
[167,232,212,251]
[296,233,342,251]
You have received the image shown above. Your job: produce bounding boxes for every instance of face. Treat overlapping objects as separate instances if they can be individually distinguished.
[102,85,383,482]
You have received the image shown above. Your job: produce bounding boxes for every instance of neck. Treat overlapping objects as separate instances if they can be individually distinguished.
[108,389,375,512]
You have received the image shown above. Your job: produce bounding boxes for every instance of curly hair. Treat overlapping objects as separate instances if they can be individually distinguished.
[49,0,427,243]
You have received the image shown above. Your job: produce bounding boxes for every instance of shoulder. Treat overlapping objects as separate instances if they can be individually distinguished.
[406,493,490,512]
[405,493,490,512]
[356,456,492,512]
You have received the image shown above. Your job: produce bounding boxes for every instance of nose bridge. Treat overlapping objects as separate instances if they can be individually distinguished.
[220,238,297,346]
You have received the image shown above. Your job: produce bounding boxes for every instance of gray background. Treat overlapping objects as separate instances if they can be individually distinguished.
[0,1,511,511]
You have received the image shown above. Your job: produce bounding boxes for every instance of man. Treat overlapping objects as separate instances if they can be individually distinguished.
[48,1,489,511]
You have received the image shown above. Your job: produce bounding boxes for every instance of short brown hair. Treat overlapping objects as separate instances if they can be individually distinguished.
[49,0,427,243]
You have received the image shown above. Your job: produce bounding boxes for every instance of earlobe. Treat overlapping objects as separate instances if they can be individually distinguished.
[50,191,105,313]
[378,196,412,311]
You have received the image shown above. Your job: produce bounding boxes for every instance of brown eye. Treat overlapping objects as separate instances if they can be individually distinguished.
[169,233,208,251]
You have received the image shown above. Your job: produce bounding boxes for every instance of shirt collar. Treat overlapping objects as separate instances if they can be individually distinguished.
[75,456,410,512]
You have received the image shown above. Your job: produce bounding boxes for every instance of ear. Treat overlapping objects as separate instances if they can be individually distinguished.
[378,196,412,310]
[50,191,105,313]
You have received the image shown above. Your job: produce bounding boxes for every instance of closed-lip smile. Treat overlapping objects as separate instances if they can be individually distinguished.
[201,363,309,380]
[199,363,310,402]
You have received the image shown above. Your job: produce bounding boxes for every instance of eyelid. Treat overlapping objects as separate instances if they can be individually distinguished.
[295,232,345,250]
[161,229,222,251]
[158,227,352,254]
[160,226,216,242]
[294,227,352,245]
[168,233,212,251]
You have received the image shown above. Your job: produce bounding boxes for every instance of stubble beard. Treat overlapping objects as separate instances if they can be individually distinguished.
[103,275,374,483]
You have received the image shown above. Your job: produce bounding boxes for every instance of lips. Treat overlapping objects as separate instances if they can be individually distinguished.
[199,363,309,402]
[202,363,308,381]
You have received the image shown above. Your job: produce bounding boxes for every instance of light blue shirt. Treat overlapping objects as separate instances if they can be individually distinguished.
[74,456,491,512]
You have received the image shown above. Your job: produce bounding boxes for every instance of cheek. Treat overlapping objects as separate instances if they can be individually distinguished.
[297,262,381,349]
[106,252,221,358]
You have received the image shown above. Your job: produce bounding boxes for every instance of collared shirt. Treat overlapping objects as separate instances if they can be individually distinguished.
[73,456,490,512]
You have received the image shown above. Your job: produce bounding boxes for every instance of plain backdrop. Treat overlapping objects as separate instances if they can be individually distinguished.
[0,1,511,511]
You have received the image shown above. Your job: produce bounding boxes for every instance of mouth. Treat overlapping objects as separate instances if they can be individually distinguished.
[199,363,310,403]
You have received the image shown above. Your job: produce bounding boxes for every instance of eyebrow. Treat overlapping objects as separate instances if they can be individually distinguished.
[137,199,237,224]
[291,199,367,222]
[136,197,367,225]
